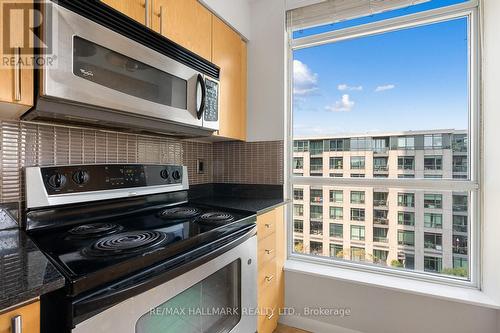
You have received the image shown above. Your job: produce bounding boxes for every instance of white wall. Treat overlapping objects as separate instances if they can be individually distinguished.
[246,0,286,142]
[200,0,252,39]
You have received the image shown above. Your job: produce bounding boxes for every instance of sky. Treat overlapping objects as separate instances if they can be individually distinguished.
[292,2,469,138]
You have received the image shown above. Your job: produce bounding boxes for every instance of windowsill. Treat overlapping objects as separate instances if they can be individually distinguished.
[284,259,500,309]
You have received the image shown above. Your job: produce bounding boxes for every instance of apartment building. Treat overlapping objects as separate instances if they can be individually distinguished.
[292,130,469,276]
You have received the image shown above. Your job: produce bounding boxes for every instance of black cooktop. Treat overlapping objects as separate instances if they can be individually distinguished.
[28,201,255,296]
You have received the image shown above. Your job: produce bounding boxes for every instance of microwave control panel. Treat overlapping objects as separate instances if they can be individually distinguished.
[204,78,219,122]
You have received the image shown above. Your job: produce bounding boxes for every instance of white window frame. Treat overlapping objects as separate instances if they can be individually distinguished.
[285,0,481,289]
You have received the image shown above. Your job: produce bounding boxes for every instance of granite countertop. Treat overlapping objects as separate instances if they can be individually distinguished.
[0,229,65,310]
[192,196,287,214]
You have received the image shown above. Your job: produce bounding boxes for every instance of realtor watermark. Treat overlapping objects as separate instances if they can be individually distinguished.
[1,0,57,68]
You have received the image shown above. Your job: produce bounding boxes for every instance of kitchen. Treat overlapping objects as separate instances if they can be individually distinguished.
[1,1,500,333]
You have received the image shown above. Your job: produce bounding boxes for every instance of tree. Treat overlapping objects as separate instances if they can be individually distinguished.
[441,267,468,277]
[391,259,404,268]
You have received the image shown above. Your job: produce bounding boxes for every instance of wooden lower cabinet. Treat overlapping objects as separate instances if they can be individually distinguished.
[257,205,285,333]
[0,300,40,333]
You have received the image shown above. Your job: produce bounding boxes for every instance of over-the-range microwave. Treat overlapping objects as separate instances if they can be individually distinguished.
[23,0,220,137]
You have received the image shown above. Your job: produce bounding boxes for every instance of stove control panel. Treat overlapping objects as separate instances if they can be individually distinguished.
[39,164,184,195]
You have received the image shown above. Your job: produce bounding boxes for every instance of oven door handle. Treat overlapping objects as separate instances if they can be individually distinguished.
[72,224,256,326]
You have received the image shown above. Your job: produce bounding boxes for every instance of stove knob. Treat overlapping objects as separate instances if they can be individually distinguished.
[160,169,169,179]
[73,170,90,185]
[48,173,67,189]
[172,170,181,181]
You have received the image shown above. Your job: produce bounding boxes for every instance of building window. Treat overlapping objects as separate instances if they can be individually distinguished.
[329,139,345,151]
[350,208,365,221]
[293,157,303,169]
[294,204,303,217]
[398,211,415,226]
[310,189,323,203]
[398,174,415,179]
[373,249,389,264]
[350,137,371,151]
[453,256,468,269]
[424,174,442,179]
[373,227,388,243]
[350,156,365,169]
[424,194,443,209]
[453,215,468,233]
[373,192,388,206]
[293,140,309,152]
[452,134,468,152]
[350,247,366,261]
[310,221,323,235]
[329,157,343,169]
[453,235,468,255]
[397,136,415,150]
[330,173,343,178]
[424,233,443,251]
[424,156,443,170]
[424,134,443,149]
[424,256,443,272]
[350,173,365,178]
[310,157,323,173]
[398,230,415,246]
[310,241,323,255]
[310,140,324,155]
[310,205,323,220]
[453,194,468,212]
[350,191,365,204]
[374,209,388,225]
[330,223,343,238]
[351,225,365,241]
[398,193,415,207]
[330,190,343,203]
[293,188,303,200]
[373,137,389,153]
[330,207,343,220]
[294,219,303,233]
[424,213,443,229]
[330,244,343,258]
[397,156,415,170]
[373,157,388,171]
[453,156,468,173]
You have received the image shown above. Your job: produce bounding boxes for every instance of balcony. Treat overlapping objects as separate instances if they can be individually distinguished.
[373,236,389,243]
[374,217,389,225]
[453,246,468,255]
[373,165,389,172]
[373,199,388,207]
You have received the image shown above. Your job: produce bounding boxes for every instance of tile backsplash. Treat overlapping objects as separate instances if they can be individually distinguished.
[0,120,283,207]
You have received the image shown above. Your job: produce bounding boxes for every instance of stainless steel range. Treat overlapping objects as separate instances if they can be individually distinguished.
[24,164,257,333]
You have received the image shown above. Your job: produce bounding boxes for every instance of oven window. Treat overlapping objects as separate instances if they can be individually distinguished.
[73,36,187,109]
[135,259,241,333]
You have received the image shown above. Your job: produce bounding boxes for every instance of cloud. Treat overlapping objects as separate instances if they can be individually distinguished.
[338,84,363,91]
[293,59,318,96]
[325,94,355,112]
[375,84,396,92]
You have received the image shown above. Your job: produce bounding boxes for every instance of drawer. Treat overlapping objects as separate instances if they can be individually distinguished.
[258,258,277,291]
[257,210,276,240]
[257,233,276,265]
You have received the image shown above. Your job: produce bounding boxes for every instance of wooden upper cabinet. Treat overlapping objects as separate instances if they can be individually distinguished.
[101,0,148,25]
[151,0,212,61]
[212,16,247,141]
[0,0,34,119]
[0,300,40,333]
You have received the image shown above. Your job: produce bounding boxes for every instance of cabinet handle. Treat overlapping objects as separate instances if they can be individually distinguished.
[264,223,271,228]
[265,275,274,282]
[265,249,274,255]
[14,47,21,101]
[154,6,164,34]
[11,315,22,333]
[144,0,150,27]
[266,312,275,320]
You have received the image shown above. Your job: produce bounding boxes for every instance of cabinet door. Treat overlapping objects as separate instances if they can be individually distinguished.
[212,17,247,141]
[0,0,34,119]
[101,0,148,25]
[0,301,40,333]
[151,0,212,61]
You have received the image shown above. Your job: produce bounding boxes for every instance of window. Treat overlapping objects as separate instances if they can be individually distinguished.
[290,0,477,282]
[310,205,323,220]
[329,157,343,169]
[424,194,443,209]
[424,156,443,170]
[293,188,303,200]
[293,157,303,169]
[293,204,303,217]
[350,191,365,204]
[373,157,388,171]
[397,136,415,150]
[330,207,343,220]
[424,256,442,273]
[350,156,365,169]
[424,134,443,149]
[398,231,415,246]
[330,190,343,203]
[398,193,415,207]
[294,219,303,233]
[330,223,343,238]
[310,157,323,172]
[373,227,388,243]
[424,233,443,251]
[310,241,323,255]
[398,212,415,226]
[310,189,323,203]
[424,213,443,229]
[350,208,365,221]
[453,257,468,269]
[350,225,365,241]
[397,156,415,170]
[310,221,323,235]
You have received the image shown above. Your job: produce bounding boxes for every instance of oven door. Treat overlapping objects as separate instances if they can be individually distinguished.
[41,2,208,129]
[72,235,257,333]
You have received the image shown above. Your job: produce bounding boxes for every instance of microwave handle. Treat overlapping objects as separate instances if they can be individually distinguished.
[196,74,206,120]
